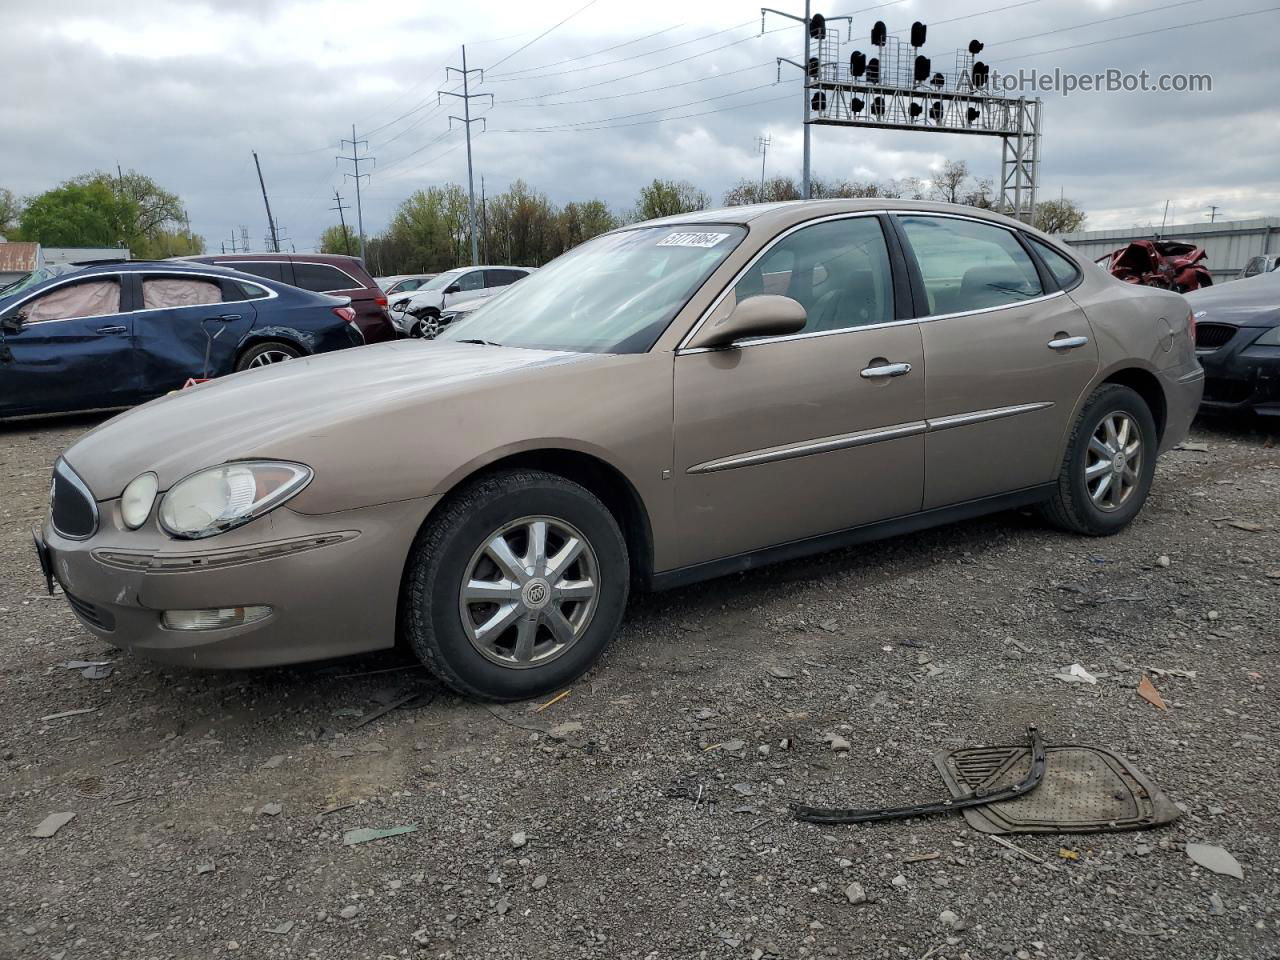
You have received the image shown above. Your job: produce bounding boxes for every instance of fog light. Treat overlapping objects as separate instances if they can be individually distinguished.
[161,606,272,631]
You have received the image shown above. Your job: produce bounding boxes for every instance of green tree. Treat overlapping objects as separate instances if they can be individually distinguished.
[320,224,355,256]
[0,187,21,236]
[77,170,189,257]
[485,180,560,266]
[17,180,138,247]
[556,199,616,252]
[632,179,709,221]
[1035,197,1087,234]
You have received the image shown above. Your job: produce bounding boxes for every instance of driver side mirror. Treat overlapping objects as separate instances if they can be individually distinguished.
[444,284,461,295]
[1,311,25,335]
[686,294,807,350]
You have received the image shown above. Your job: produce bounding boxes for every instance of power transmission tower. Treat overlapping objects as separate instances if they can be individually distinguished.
[252,151,281,252]
[1206,205,1220,223]
[239,225,251,253]
[440,45,493,266]
[330,189,353,256]
[765,6,850,199]
[755,135,772,196]
[338,126,374,262]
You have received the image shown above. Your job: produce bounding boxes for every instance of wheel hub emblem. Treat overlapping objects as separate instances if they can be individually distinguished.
[522,578,550,610]
[1112,452,1126,472]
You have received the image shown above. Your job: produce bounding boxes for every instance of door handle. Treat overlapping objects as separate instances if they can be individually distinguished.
[860,361,912,379]
[214,314,242,322]
[1047,334,1089,350]
[96,325,127,334]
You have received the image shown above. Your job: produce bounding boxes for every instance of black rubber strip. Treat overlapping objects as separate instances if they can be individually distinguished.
[791,725,1046,825]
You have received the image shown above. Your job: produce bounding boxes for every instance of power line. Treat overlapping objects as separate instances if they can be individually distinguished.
[489,91,796,133]
[505,61,775,106]
[487,24,686,77]
[484,0,602,73]
[987,0,1206,48]
[998,5,1280,63]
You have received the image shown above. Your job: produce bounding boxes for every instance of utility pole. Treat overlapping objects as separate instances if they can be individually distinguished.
[338,126,374,262]
[480,175,488,264]
[755,135,772,197]
[252,151,281,253]
[330,189,353,256]
[440,45,493,266]
[1206,205,1220,224]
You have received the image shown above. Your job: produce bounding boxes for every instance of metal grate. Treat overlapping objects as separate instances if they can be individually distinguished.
[50,460,98,540]
[1195,322,1237,350]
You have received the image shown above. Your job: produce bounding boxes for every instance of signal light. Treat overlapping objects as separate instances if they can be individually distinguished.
[929,101,944,122]
[851,97,865,113]
[973,61,990,88]
[910,21,927,48]
[966,106,981,123]
[849,50,866,77]
[931,71,945,88]
[871,20,887,45]
[807,56,820,78]
[811,91,828,111]
[867,57,880,84]
[908,102,923,118]
[871,96,885,117]
[969,39,984,55]
[809,13,826,40]
[913,55,930,84]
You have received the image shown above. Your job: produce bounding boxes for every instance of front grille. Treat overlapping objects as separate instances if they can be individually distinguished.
[1195,322,1238,350]
[50,460,98,540]
[65,592,115,632]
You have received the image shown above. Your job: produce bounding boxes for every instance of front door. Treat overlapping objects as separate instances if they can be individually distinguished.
[129,273,257,394]
[894,213,1100,509]
[0,274,140,417]
[671,215,926,570]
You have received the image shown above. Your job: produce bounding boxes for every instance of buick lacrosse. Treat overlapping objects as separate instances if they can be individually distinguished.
[35,200,1204,700]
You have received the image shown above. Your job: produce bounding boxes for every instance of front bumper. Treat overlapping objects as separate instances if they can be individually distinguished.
[37,495,439,669]
[1197,331,1280,415]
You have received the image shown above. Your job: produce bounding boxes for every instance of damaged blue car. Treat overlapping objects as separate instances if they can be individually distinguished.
[0,260,366,419]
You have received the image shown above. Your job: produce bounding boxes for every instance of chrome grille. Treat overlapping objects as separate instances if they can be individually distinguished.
[50,460,98,540]
[1195,322,1237,351]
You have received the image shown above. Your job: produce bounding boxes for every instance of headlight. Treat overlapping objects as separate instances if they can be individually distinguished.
[159,461,312,540]
[120,472,159,529]
[1252,326,1280,346]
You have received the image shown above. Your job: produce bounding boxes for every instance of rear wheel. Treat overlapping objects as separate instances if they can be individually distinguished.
[401,469,629,701]
[1040,384,1157,535]
[235,341,301,371]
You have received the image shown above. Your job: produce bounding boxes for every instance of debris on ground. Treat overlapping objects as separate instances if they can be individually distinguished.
[342,825,418,846]
[1137,674,1168,710]
[61,660,113,679]
[39,707,98,721]
[30,812,75,838]
[1054,663,1098,684]
[1185,843,1244,879]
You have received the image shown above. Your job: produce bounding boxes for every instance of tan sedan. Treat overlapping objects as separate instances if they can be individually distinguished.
[35,200,1204,700]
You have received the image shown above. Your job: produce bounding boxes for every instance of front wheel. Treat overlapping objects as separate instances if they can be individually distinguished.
[401,469,629,701]
[410,309,441,339]
[1040,383,1158,535]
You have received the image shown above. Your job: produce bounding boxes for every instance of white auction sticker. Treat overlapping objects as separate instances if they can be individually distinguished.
[656,232,731,248]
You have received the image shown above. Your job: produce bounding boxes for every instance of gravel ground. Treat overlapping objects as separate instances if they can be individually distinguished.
[1,414,1278,960]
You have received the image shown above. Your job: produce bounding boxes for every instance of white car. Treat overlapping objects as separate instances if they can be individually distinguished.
[388,266,534,335]
[377,274,437,298]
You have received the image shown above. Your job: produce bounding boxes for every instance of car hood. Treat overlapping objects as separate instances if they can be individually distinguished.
[1185,272,1280,327]
[64,340,591,500]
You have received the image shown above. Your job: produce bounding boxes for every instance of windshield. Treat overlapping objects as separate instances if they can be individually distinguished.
[0,265,82,298]
[438,225,746,353]
[419,270,465,292]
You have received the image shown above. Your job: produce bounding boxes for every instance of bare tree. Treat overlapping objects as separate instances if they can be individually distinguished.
[1034,198,1087,234]
[930,160,970,204]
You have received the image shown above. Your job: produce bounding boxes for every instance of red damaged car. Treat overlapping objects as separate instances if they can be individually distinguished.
[1098,238,1213,293]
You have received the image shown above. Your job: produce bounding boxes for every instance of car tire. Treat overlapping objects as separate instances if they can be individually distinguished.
[235,341,302,371]
[401,469,630,701]
[410,308,441,339]
[1040,383,1158,536]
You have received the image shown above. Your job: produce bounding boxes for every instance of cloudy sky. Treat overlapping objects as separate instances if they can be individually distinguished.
[5,0,1277,252]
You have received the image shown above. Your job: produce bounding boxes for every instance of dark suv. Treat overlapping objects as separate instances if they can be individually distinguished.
[181,253,395,342]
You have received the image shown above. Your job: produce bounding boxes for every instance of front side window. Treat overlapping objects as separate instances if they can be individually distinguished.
[455,271,486,292]
[1244,257,1263,277]
[293,262,356,292]
[899,215,1044,315]
[141,276,222,309]
[440,225,747,353]
[1028,237,1082,289]
[734,217,894,335]
[23,278,121,323]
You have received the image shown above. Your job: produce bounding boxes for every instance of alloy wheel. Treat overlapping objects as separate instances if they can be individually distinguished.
[458,516,600,669]
[248,349,296,367]
[1084,411,1143,512]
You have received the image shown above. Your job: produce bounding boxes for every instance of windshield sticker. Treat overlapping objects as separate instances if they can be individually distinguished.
[656,232,732,248]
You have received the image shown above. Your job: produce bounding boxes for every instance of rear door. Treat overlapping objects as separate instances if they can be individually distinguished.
[894,213,1099,509]
[0,274,140,417]
[131,273,257,392]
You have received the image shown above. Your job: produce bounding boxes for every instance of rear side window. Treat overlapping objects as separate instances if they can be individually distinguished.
[898,215,1043,315]
[220,280,271,302]
[293,262,358,292]
[220,261,287,284]
[485,269,526,287]
[141,276,222,309]
[1028,237,1082,289]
